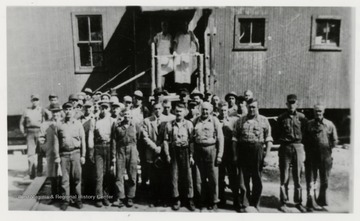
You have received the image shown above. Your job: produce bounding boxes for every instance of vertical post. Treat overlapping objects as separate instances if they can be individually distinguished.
[151,42,156,92]
[156,55,162,90]
[199,54,204,93]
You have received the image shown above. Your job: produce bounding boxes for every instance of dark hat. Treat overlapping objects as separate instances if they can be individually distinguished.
[133,90,143,99]
[84,101,93,107]
[62,102,73,109]
[190,89,203,99]
[205,91,212,96]
[237,95,246,103]
[225,91,238,101]
[111,101,122,108]
[175,102,186,109]
[188,100,197,106]
[49,103,62,112]
[287,94,297,102]
[99,100,110,107]
[68,94,79,101]
[101,93,111,100]
[48,93,58,99]
[179,88,189,97]
[31,94,40,100]
[84,88,93,94]
[153,87,167,96]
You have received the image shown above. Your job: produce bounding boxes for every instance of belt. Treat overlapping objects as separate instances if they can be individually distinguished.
[60,148,80,156]
[95,141,110,145]
[195,142,216,147]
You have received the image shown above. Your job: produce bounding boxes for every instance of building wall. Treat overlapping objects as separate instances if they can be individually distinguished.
[7,7,128,115]
[210,7,353,109]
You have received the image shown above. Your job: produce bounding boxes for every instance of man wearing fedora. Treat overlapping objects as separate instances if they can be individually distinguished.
[225,91,238,117]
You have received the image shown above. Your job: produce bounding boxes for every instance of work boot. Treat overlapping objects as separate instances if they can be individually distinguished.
[127,198,134,207]
[75,201,83,209]
[95,201,103,208]
[295,204,307,213]
[188,198,196,211]
[103,198,110,207]
[60,203,69,211]
[279,204,290,213]
[172,199,181,211]
[118,199,125,208]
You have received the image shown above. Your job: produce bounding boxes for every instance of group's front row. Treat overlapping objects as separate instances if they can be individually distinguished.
[37,94,337,213]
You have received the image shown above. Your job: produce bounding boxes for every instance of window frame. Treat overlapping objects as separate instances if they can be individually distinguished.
[71,12,106,74]
[233,14,268,51]
[310,15,342,51]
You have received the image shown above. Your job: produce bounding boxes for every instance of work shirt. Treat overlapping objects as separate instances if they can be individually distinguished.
[164,119,194,148]
[21,106,46,129]
[228,105,238,117]
[305,118,338,149]
[218,115,239,142]
[56,119,86,156]
[193,116,224,158]
[90,114,115,144]
[233,114,273,144]
[277,111,307,143]
[132,104,150,122]
[112,120,141,148]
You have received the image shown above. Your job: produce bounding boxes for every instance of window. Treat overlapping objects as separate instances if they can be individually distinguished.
[72,13,104,73]
[311,15,341,51]
[233,15,267,51]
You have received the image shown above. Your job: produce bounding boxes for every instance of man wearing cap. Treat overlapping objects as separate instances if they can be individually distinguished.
[304,104,338,211]
[92,91,102,103]
[193,102,224,211]
[163,102,196,211]
[225,92,238,117]
[132,90,150,122]
[162,99,176,122]
[19,94,47,179]
[152,87,167,105]
[84,88,93,101]
[78,92,86,107]
[217,102,240,209]
[45,94,60,120]
[277,94,308,212]
[111,101,123,121]
[54,102,86,210]
[123,96,133,111]
[80,101,96,197]
[38,103,63,201]
[232,99,273,211]
[186,100,199,123]
[204,92,213,103]
[69,94,84,120]
[101,93,111,102]
[112,109,142,208]
[190,89,203,118]
[88,100,116,207]
[142,102,169,207]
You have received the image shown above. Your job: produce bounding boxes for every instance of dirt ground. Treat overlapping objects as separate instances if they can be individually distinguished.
[8,147,351,213]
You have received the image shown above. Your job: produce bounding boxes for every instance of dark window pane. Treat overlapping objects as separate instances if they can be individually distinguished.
[79,44,91,66]
[78,16,89,41]
[92,53,103,67]
[91,43,103,67]
[315,20,328,44]
[252,19,265,45]
[239,19,251,43]
[328,20,340,46]
[90,16,103,41]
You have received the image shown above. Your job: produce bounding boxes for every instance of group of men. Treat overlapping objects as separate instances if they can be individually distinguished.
[19,87,338,213]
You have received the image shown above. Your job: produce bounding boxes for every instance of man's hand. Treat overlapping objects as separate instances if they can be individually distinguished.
[189,156,195,166]
[166,156,171,164]
[38,137,46,144]
[54,157,61,164]
[80,156,86,165]
[89,149,95,163]
[215,157,222,167]
[154,146,161,154]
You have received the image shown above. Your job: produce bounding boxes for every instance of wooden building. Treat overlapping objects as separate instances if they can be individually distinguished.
[7,6,352,141]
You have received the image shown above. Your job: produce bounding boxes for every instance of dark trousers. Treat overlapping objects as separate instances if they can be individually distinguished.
[115,145,138,199]
[149,162,163,200]
[219,161,238,204]
[50,176,61,197]
[238,142,264,208]
[279,143,305,205]
[194,144,219,204]
[60,150,82,203]
[170,146,194,198]
[95,144,112,201]
[82,148,96,196]
[138,141,149,185]
[305,145,333,206]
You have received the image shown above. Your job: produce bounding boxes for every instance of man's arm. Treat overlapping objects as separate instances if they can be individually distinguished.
[163,122,171,162]
[79,122,86,160]
[142,120,159,152]
[263,118,274,158]
[19,111,26,135]
[215,118,224,160]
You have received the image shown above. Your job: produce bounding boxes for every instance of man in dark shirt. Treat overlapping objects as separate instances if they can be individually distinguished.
[277,94,307,212]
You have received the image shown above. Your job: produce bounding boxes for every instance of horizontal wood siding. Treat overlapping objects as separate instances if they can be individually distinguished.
[211,7,352,109]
